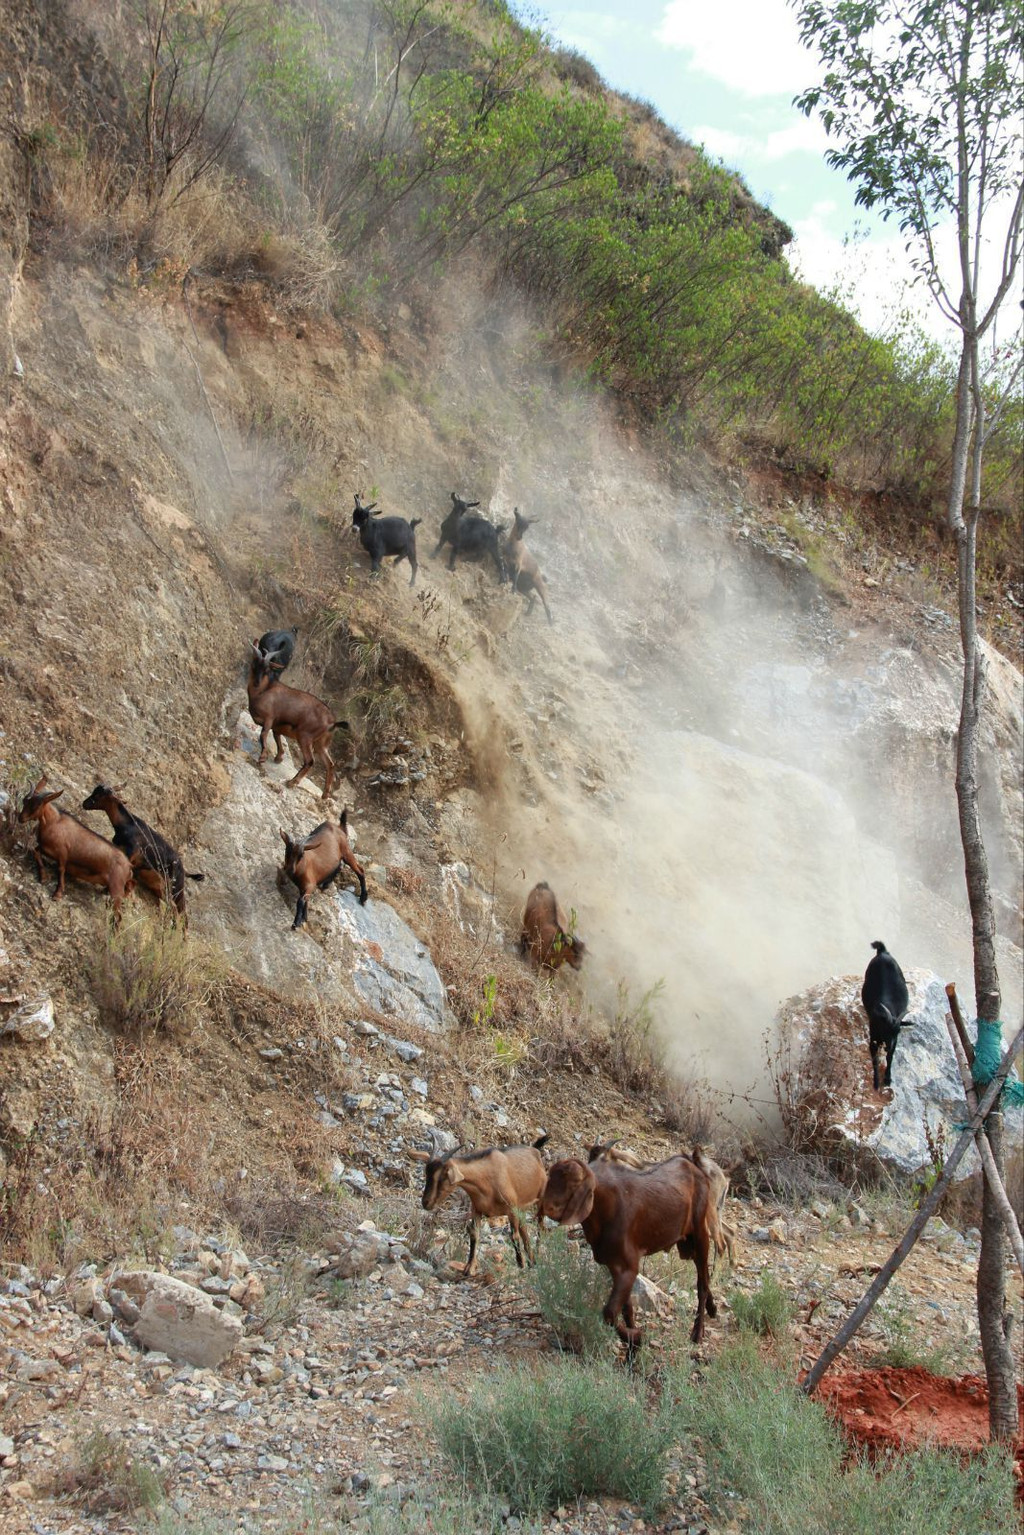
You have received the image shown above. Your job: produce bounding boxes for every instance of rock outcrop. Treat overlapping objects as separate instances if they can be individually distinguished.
[775,969,1024,1178]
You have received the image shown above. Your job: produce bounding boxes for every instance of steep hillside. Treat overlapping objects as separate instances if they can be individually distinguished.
[0,6,1022,1530]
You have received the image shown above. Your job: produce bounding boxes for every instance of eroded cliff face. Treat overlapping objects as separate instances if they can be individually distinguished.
[1,259,1021,1146]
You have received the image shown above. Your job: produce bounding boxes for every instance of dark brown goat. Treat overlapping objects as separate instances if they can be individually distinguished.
[247,640,351,800]
[19,776,134,916]
[504,508,552,624]
[541,1154,718,1348]
[588,1141,737,1265]
[410,1136,549,1276]
[520,881,585,971]
[277,812,367,928]
[82,783,203,920]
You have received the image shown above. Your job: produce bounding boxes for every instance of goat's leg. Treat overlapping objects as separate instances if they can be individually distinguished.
[340,849,368,905]
[408,550,417,586]
[870,1039,882,1091]
[52,857,67,899]
[536,577,553,626]
[314,739,335,801]
[689,1230,715,1343]
[883,1038,895,1088]
[34,847,46,882]
[604,1260,641,1348]
[257,724,271,765]
[292,892,309,930]
[286,737,315,791]
[272,729,286,763]
[464,1214,480,1277]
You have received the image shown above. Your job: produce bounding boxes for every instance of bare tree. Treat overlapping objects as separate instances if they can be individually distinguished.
[137,0,261,209]
[791,0,1022,1440]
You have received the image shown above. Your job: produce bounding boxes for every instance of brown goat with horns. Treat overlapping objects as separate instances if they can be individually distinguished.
[541,1152,719,1349]
[411,1136,549,1277]
[277,812,367,928]
[19,776,134,917]
[247,639,351,800]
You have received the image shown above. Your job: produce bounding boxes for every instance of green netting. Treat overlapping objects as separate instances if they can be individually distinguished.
[973,1019,1024,1106]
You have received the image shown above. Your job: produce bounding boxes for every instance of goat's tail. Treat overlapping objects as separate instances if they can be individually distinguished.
[185,871,205,882]
[533,1133,550,1151]
[332,720,352,732]
[410,517,423,530]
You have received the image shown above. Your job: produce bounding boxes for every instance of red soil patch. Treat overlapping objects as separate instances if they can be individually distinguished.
[815,1367,1024,1491]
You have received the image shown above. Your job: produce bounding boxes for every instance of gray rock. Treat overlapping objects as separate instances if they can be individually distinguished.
[409,1077,428,1098]
[111,1270,242,1368]
[389,1038,423,1063]
[0,996,54,1042]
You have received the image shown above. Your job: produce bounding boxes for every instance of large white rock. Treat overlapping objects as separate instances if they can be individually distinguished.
[111,1269,243,1367]
[775,969,1023,1179]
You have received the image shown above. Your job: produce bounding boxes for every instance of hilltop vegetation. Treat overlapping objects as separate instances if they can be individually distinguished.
[4,0,1021,601]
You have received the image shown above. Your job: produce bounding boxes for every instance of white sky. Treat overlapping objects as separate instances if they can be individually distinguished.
[527,0,956,344]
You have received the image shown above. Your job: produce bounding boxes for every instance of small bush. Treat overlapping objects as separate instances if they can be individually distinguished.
[57,1428,164,1514]
[521,1225,612,1357]
[727,1271,794,1337]
[90,908,226,1036]
[432,1354,674,1516]
[870,1285,972,1375]
[605,979,667,1095]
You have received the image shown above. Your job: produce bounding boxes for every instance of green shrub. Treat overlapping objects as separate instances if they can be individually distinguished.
[521,1225,612,1357]
[432,1355,674,1516]
[728,1271,794,1337]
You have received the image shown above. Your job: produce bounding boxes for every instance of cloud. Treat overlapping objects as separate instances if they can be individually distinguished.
[695,115,828,166]
[656,0,819,98]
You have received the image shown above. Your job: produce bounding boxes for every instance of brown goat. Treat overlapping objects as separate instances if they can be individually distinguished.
[19,776,134,917]
[541,1154,718,1348]
[520,881,585,971]
[588,1141,737,1265]
[411,1136,549,1276]
[247,640,351,800]
[504,508,552,624]
[277,812,367,928]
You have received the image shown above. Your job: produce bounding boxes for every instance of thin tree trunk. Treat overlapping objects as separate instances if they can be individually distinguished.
[947,321,1018,1441]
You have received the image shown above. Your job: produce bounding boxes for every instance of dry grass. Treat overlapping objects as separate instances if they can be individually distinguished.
[90,906,228,1037]
[54,1428,166,1515]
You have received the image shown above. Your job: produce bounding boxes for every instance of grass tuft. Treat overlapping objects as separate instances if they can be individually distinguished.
[432,1354,674,1516]
[727,1270,794,1337]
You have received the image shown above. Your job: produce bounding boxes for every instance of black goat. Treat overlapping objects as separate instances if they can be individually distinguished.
[82,784,204,920]
[257,629,297,676]
[861,939,914,1090]
[351,493,421,585]
[433,492,505,583]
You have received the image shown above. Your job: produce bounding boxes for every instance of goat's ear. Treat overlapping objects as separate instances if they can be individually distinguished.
[369,503,380,514]
[41,788,65,806]
[407,1149,430,1163]
[110,782,127,795]
[559,1170,595,1226]
[31,775,47,794]
[450,491,458,504]
[279,828,291,844]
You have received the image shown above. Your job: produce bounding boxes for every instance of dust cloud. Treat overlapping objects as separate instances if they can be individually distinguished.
[406,285,1023,1124]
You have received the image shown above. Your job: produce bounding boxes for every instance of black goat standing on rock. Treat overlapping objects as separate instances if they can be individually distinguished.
[861,939,914,1090]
